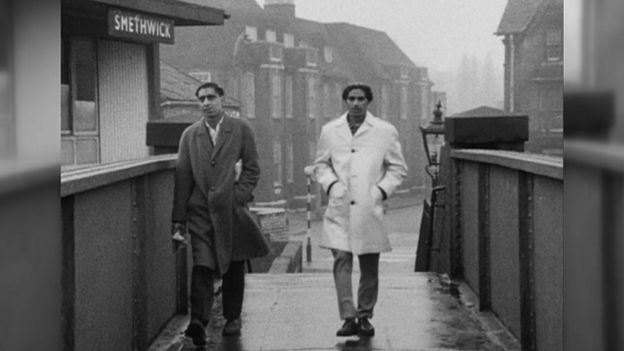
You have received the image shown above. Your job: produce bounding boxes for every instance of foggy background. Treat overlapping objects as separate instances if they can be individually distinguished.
[1,0,624,350]
[256,0,507,115]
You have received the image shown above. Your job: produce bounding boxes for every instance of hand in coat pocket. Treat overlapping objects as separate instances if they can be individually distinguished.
[233,184,250,206]
[371,186,383,203]
[329,182,346,198]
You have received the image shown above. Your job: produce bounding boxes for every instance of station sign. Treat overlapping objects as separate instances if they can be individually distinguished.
[108,8,175,44]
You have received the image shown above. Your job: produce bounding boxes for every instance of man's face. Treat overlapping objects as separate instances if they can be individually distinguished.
[197,87,223,118]
[345,88,369,118]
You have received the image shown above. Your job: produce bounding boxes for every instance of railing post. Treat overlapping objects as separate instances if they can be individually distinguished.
[61,196,76,351]
[518,171,536,350]
[477,164,491,310]
[437,108,531,345]
[435,108,529,281]
[131,177,148,350]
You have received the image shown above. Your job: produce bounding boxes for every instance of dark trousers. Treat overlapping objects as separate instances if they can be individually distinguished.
[190,261,246,326]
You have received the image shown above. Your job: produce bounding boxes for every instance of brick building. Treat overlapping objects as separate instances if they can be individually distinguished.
[159,0,438,208]
[496,0,563,154]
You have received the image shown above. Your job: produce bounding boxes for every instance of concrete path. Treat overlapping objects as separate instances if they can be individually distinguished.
[152,274,503,351]
[150,196,515,351]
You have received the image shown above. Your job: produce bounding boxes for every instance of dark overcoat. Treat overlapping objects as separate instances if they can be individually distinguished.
[172,116,269,276]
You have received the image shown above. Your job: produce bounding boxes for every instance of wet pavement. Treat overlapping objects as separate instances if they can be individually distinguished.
[152,274,503,351]
[150,196,513,351]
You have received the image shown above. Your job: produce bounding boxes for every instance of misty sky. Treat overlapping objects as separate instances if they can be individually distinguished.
[255,0,508,75]
[254,0,509,112]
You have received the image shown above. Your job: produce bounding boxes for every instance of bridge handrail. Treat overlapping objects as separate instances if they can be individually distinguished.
[61,154,177,197]
[451,149,562,180]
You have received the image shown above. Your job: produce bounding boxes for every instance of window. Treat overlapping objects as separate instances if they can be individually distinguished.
[284,33,295,47]
[308,140,316,164]
[335,83,342,116]
[298,41,309,48]
[245,26,257,41]
[286,138,294,183]
[400,85,408,120]
[306,49,317,67]
[61,38,100,167]
[421,88,429,121]
[269,45,283,62]
[271,71,282,119]
[400,66,409,79]
[323,83,331,119]
[549,114,563,131]
[285,75,293,118]
[380,85,389,119]
[189,71,211,83]
[243,72,255,118]
[401,136,409,161]
[540,85,563,111]
[324,46,333,63]
[546,28,562,61]
[273,140,283,186]
[228,75,239,100]
[266,29,277,42]
[307,76,317,119]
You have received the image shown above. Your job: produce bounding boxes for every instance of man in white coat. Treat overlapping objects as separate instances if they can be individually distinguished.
[312,83,408,337]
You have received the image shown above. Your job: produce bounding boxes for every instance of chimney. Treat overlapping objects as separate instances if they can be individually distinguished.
[265,0,295,19]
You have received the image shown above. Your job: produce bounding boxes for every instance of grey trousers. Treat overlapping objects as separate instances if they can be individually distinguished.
[331,249,380,320]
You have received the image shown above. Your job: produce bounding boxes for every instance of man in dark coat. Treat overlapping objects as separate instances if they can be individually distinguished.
[171,82,269,346]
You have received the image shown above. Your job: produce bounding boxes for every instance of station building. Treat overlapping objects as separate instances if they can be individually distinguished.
[61,0,228,168]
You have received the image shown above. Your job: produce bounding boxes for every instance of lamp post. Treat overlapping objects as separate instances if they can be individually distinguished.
[419,101,445,185]
[415,101,446,272]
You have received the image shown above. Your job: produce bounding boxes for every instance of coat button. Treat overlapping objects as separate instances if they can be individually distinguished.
[350,201,355,205]
[210,186,216,191]
[211,161,216,166]
[351,149,356,153]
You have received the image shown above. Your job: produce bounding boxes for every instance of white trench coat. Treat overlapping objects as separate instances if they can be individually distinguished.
[313,112,407,254]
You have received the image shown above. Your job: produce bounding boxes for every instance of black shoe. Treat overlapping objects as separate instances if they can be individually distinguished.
[358,317,375,336]
[184,321,207,346]
[336,318,358,336]
[222,318,242,336]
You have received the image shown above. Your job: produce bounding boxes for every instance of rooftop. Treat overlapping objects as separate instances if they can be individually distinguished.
[496,0,544,34]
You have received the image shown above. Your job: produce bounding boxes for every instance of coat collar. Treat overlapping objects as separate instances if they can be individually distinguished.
[196,114,234,159]
[335,111,378,127]
[211,115,233,160]
[335,111,378,138]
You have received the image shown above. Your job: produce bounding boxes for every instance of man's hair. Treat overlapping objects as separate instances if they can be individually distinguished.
[342,83,373,102]
[195,82,225,98]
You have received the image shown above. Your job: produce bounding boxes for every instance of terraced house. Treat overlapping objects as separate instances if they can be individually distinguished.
[157,0,439,208]
[496,0,563,154]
